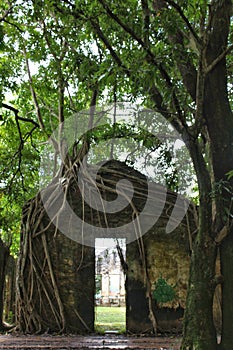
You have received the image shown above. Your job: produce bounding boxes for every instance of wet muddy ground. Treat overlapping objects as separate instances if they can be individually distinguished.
[0,334,181,349]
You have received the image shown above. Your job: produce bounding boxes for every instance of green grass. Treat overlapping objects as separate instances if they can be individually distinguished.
[95,306,126,333]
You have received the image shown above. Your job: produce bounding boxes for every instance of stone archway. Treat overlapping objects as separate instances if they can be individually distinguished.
[16,160,196,334]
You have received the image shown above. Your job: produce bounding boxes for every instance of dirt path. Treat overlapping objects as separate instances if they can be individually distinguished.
[0,334,181,349]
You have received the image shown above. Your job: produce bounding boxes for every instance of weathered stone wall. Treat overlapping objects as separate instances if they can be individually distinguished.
[17,159,198,334]
[126,212,191,333]
[126,218,222,334]
[47,232,95,333]
[17,203,95,334]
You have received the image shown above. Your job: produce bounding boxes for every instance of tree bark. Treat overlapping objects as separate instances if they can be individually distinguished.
[180,153,217,349]
[203,2,233,346]
[181,238,217,350]
[180,158,217,350]
[180,2,233,348]
[220,230,233,350]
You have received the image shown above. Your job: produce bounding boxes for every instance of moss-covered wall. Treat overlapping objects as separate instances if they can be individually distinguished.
[126,216,191,334]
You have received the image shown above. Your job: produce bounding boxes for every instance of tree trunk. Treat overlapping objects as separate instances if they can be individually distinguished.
[195,3,233,348]
[0,238,10,331]
[180,219,217,349]
[204,22,233,349]
[180,122,218,349]
[219,229,233,350]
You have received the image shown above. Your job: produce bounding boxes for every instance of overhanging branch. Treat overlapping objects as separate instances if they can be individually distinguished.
[206,44,233,74]
[98,0,186,128]
[23,47,46,132]
[165,0,201,47]
[0,5,13,22]
[2,103,40,128]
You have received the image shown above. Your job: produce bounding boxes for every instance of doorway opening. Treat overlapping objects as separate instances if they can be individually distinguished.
[95,238,126,333]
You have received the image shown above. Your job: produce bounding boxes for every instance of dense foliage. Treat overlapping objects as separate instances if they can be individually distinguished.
[0,0,197,254]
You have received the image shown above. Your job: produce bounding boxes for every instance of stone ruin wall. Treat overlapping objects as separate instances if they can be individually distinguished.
[16,160,221,334]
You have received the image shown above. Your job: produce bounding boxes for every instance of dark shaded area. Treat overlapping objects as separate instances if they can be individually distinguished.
[126,278,152,334]
[155,306,184,333]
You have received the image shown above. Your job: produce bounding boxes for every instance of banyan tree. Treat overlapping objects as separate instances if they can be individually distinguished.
[16,158,200,334]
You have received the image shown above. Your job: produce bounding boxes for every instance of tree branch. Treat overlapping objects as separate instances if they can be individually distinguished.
[98,0,186,125]
[74,88,98,164]
[0,4,13,22]
[90,19,130,77]
[89,18,184,135]
[165,0,201,47]
[41,19,59,62]
[58,70,65,124]
[23,47,46,132]
[148,84,184,134]
[153,1,197,101]
[189,48,206,140]
[98,0,148,50]
[206,44,233,74]
[1,103,40,128]
[1,104,42,194]
[215,225,231,245]
[141,0,150,46]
